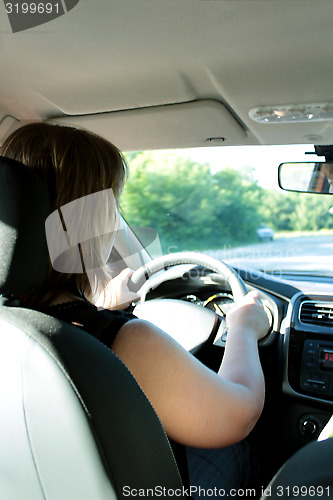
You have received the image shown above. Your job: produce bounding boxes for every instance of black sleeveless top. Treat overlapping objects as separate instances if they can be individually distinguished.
[40,300,137,349]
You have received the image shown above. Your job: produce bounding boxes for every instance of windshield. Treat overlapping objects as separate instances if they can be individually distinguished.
[121,145,333,277]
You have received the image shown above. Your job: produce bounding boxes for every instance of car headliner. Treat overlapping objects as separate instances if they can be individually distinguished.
[0,0,333,150]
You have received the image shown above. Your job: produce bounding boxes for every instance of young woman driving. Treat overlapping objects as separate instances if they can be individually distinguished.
[0,122,269,496]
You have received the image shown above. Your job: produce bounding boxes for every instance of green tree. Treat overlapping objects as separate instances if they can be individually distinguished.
[289,193,333,231]
[260,190,296,231]
[121,152,265,252]
[261,189,333,232]
[122,152,216,251]
[211,168,263,245]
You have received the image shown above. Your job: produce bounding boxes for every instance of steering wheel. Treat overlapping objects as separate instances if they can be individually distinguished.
[129,252,252,352]
[129,251,247,299]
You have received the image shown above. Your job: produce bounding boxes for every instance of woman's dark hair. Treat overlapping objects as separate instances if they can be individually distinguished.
[0,122,128,306]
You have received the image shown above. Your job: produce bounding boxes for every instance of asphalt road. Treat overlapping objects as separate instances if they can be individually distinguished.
[205,235,333,274]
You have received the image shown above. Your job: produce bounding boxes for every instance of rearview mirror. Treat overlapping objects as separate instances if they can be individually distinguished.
[278,162,333,194]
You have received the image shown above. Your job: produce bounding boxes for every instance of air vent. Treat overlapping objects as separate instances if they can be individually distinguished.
[300,301,333,327]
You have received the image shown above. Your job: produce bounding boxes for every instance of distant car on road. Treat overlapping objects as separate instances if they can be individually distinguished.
[257,224,274,242]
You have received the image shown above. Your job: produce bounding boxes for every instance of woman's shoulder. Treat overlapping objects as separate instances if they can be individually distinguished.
[41,299,137,348]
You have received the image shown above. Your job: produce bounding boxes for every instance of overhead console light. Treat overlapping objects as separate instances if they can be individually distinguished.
[249,103,333,124]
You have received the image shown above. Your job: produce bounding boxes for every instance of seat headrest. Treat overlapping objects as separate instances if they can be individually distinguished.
[0,156,51,298]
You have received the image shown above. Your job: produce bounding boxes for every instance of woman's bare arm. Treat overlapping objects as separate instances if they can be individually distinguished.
[112,291,269,448]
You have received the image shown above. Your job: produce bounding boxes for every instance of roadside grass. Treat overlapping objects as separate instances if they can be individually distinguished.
[276,229,333,238]
[160,230,333,256]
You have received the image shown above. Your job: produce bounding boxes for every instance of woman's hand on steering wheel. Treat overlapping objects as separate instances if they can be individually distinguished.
[226,291,271,342]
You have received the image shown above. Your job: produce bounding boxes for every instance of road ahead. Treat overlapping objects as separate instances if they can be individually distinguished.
[205,235,333,274]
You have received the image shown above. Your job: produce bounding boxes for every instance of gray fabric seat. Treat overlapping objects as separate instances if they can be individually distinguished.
[0,156,184,499]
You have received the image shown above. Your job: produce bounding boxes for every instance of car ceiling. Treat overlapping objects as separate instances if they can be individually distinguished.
[1,0,333,150]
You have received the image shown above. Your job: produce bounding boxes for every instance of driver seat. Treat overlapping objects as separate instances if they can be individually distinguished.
[0,156,185,499]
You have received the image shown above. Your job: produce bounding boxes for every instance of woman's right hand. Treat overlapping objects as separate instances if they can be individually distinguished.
[226,291,270,341]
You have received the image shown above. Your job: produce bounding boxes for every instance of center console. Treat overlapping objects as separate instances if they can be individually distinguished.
[286,293,333,404]
[300,339,333,396]
[282,293,333,445]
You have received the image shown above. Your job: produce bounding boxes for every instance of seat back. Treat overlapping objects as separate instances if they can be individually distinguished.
[0,157,184,499]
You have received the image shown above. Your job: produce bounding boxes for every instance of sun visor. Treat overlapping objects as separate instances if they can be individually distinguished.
[52,100,246,151]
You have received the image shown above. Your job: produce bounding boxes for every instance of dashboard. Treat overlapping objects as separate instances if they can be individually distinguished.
[238,269,333,454]
[133,264,333,465]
